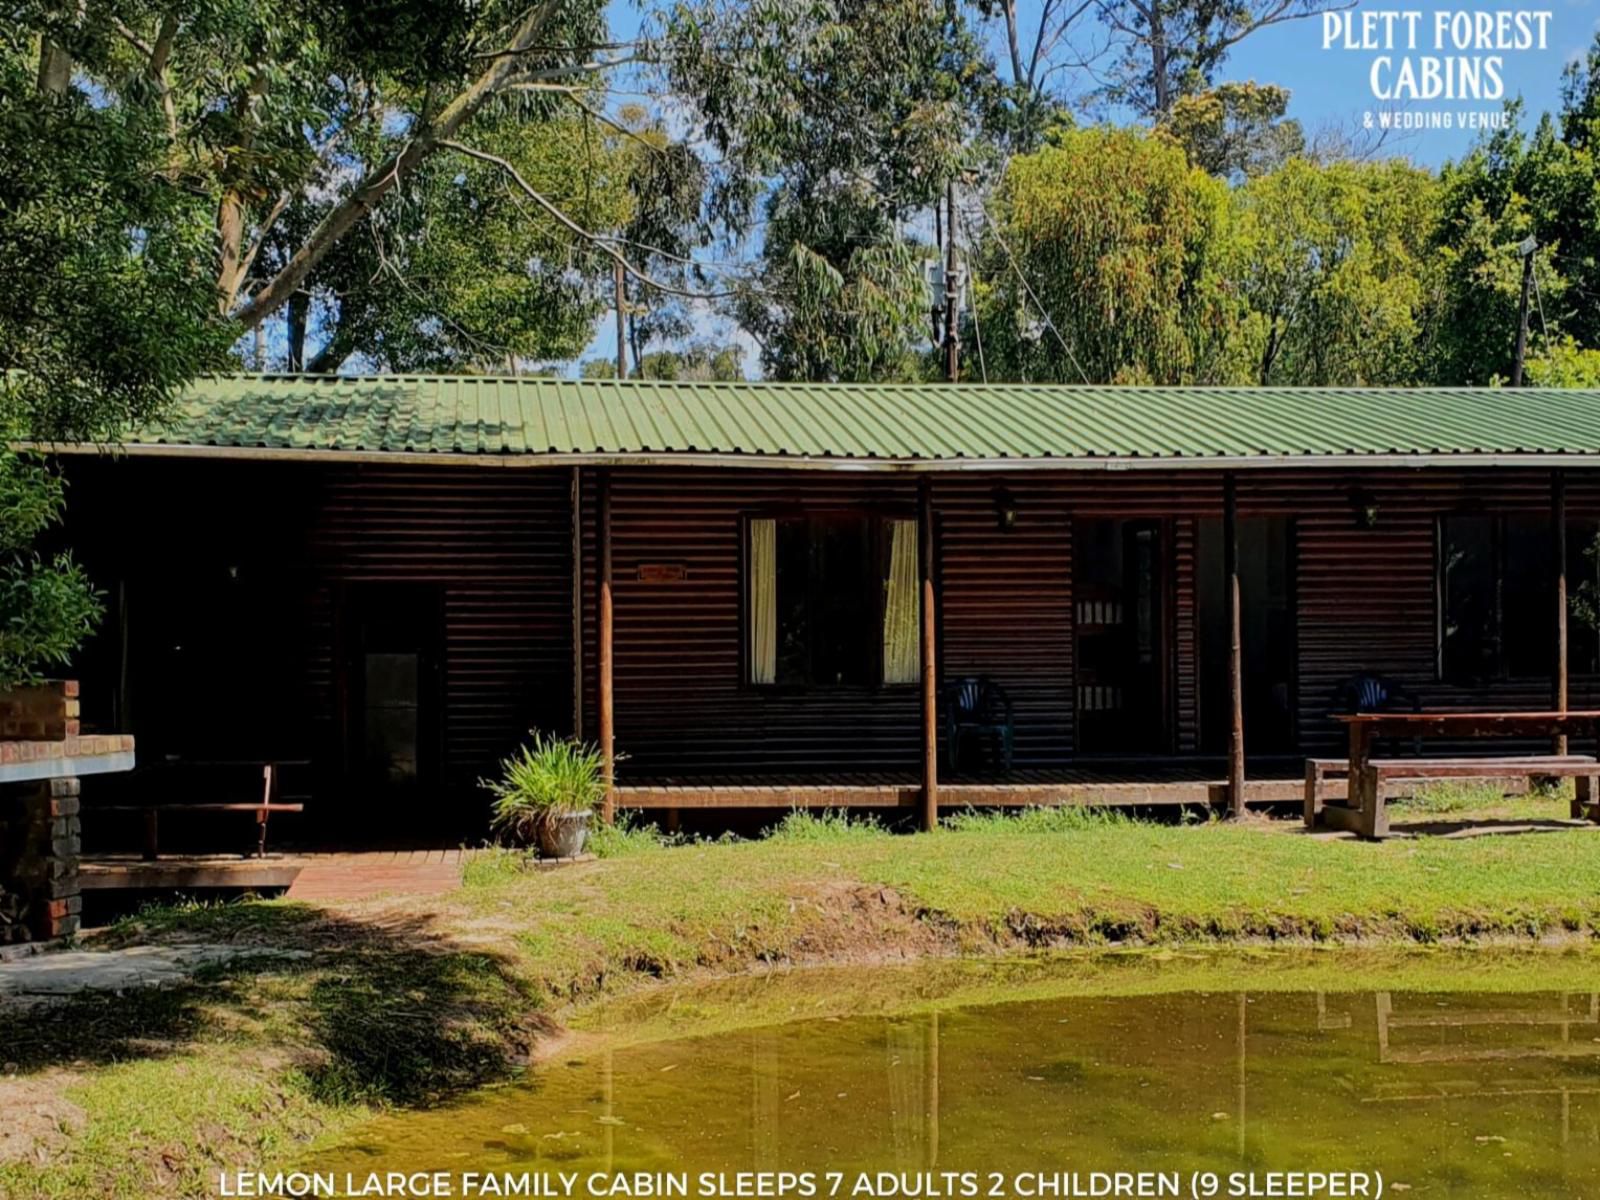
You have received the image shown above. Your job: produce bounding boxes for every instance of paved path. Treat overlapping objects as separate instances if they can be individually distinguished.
[0,945,306,1007]
[285,848,467,903]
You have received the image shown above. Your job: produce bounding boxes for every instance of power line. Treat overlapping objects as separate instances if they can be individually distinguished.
[973,195,1091,384]
[956,206,986,384]
[1532,249,1552,344]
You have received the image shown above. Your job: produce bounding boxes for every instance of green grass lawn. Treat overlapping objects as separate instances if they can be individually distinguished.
[4,795,1599,1198]
[446,800,1600,1000]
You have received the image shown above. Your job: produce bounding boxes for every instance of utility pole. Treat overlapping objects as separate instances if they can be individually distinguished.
[614,258,628,379]
[1512,235,1537,387]
[943,179,959,384]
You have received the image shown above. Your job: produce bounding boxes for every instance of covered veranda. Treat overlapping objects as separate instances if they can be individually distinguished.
[45,376,1600,845]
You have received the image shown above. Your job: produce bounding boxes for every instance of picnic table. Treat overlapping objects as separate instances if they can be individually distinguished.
[1314,711,1600,839]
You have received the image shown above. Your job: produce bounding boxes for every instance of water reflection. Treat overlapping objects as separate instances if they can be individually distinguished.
[312,980,1600,1194]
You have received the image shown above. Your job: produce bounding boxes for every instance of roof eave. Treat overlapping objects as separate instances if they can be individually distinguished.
[23,440,1600,473]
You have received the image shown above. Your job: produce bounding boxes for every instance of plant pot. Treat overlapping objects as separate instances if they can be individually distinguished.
[537,811,591,859]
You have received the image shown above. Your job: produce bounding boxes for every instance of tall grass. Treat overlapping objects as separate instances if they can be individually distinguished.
[590,810,673,858]
[942,804,1135,833]
[765,809,887,843]
[1390,779,1570,816]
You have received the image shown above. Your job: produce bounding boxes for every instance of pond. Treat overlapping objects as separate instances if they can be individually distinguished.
[305,955,1600,1197]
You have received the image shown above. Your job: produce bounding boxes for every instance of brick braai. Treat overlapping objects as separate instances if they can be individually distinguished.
[0,681,133,943]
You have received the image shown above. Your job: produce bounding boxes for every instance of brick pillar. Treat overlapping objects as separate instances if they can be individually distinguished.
[0,776,82,942]
[0,680,80,741]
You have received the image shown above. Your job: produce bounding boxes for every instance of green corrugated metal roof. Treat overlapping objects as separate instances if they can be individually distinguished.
[101,374,1600,465]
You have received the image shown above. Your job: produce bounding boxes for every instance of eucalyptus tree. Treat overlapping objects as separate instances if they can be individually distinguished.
[663,0,1008,381]
[262,111,637,372]
[608,106,711,376]
[23,0,704,363]
[1093,0,1347,117]
[1,9,227,686]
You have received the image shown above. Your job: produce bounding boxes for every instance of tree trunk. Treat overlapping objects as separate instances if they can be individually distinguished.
[305,316,351,374]
[217,192,248,313]
[215,69,269,312]
[286,293,309,372]
[1148,5,1170,115]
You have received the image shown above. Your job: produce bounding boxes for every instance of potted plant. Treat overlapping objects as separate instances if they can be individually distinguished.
[481,732,607,859]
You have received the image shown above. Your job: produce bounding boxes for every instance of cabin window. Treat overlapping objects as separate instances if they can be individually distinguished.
[1567,522,1600,674]
[1438,515,1552,683]
[747,515,919,686]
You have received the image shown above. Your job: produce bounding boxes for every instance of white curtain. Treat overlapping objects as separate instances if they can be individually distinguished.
[882,518,920,684]
[749,518,777,684]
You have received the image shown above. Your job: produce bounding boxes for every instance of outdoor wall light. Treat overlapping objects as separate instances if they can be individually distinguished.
[1348,487,1380,529]
[993,486,1018,532]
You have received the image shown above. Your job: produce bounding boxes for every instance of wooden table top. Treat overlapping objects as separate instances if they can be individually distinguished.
[1334,711,1600,723]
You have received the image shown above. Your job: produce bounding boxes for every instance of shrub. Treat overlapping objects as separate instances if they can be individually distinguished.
[480,733,607,845]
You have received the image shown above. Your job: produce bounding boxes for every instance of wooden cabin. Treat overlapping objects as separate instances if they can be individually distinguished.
[45,376,1600,844]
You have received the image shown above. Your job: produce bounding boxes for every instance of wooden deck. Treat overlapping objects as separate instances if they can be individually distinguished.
[616,762,1333,810]
[79,849,470,901]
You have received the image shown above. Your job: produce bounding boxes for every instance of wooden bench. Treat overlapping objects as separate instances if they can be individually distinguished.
[1307,755,1598,839]
[100,763,306,860]
[1304,755,1599,827]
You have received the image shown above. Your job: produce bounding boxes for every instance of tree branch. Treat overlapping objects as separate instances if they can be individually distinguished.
[439,140,738,300]
[231,0,565,332]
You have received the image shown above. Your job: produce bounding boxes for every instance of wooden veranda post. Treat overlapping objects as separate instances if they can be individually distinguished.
[1225,473,1245,817]
[598,468,615,823]
[571,465,584,741]
[1555,469,1569,755]
[920,478,939,832]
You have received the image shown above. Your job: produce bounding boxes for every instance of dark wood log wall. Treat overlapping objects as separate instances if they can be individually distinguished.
[585,466,1600,777]
[59,457,1600,796]
[62,459,572,811]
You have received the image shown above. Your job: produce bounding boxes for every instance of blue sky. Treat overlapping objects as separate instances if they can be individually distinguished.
[576,0,1598,375]
[1222,0,1598,164]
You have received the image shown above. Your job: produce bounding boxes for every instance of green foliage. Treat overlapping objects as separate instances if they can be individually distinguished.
[0,20,229,688]
[0,546,102,690]
[667,0,1003,381]
[589,810,674,858]
[612,106,713,369]
[942,805,1134,833]
[300,113,636,371]
[1528,338,1600,387]
[764,809,886,843]
[1230,157,1440,385]
[583,344,746,381]
[975,130,1443,387]
[1160,82,1304,182]
[975,125,1234,384]
[666,0,1001,231]
[744,217,933,382]
[1431,66,1600,384]
[480,733,608,844]
[0,36,225,440]
[1094,0,1342,117]
[21,0,631,373]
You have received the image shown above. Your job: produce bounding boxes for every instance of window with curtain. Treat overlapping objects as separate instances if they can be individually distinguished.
[746,514,919,686]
